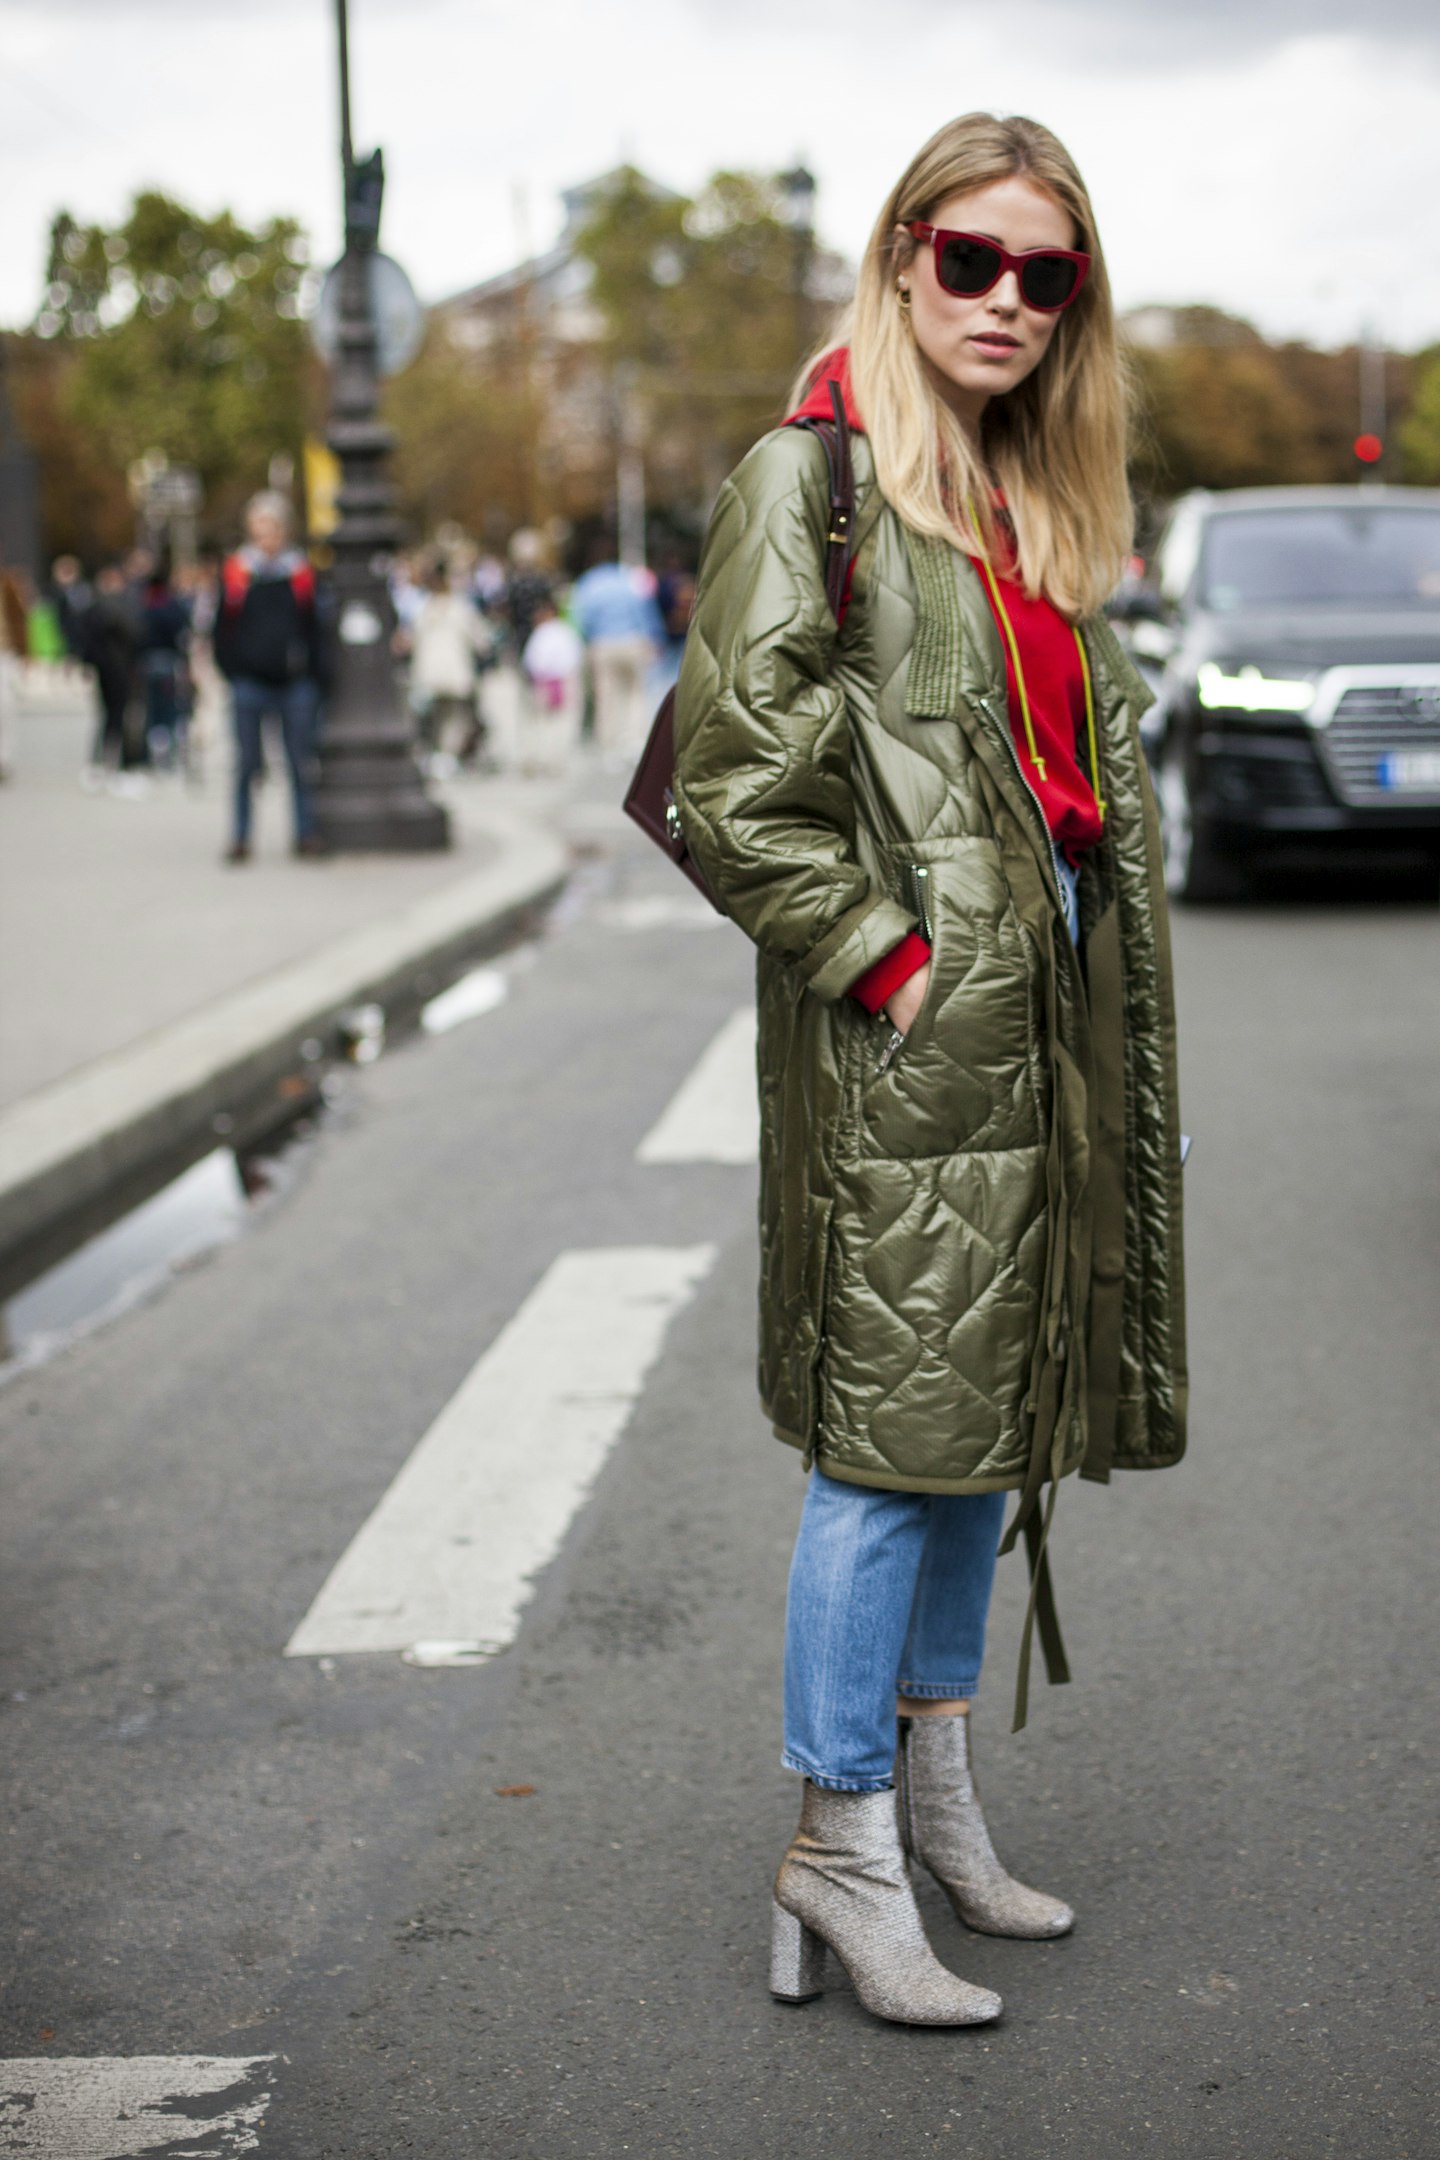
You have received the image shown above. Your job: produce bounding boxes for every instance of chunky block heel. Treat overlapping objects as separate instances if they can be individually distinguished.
[771,1784,1003,2026]
[770,1898,826,2002]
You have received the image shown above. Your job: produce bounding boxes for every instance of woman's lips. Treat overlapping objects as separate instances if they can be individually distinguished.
[971,334,1020,353]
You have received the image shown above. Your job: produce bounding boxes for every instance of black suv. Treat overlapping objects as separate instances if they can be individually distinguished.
[1114,486,1440,899]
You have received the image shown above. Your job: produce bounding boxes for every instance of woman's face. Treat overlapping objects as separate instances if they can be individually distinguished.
[898,174,1079,431]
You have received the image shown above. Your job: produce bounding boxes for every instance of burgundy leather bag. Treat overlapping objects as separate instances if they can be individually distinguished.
[622,380,856,912]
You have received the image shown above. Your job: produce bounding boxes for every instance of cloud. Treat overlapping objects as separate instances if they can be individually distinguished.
[686,0,1440,63]
[1035,0,1440,62]
[2,0,1439,347]
[22,0,1440,33]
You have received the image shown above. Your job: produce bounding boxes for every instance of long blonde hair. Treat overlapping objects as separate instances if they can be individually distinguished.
[796,114,1131,618]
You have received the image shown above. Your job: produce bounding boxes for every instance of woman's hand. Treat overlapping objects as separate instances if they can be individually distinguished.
[884,962,931,1038]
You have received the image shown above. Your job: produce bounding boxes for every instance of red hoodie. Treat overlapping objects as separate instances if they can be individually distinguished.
[786,349,1101,1014]
[785,346,864,432]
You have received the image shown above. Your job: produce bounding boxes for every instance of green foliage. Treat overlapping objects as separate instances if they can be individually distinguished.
[1127,310,1418,503]
[5,332,133,563]
[36,191,318,537]
[382,325,538,539]
[1398,347,1440,484]
[1128,341,1321,496]
[574,166,811,467]
[388,166,821,547]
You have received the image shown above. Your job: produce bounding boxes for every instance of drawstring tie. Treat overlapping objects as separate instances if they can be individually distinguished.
[999,911,1082,1730]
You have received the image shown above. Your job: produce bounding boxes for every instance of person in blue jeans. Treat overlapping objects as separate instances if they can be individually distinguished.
[213,493,327,863]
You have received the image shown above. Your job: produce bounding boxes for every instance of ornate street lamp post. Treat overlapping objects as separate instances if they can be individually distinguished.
[312,0,448,850]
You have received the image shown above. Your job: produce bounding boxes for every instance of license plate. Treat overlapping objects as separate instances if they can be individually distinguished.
[1375,750,1440,790]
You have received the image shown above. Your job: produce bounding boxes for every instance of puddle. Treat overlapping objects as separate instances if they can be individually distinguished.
[0,1140,309,1379]
[420,966,509,1035]
[0,882,573,1381]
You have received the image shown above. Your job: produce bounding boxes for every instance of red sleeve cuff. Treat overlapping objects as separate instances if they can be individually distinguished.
[849,932,932,1015]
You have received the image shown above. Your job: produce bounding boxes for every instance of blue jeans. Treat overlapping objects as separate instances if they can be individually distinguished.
[230,677,320,844]
[783,1468,1008,1792]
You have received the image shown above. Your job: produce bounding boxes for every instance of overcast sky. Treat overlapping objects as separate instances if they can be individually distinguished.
[3,0,1439,351]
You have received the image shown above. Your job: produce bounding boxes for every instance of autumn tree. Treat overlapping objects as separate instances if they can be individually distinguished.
[382,324,539,540]
[575,167,825,496]
[1126,310,1321,501]
[1398,347,1440,484]
[5,332,132,562]
[1126,305,1420,507]
[31,191,320,552]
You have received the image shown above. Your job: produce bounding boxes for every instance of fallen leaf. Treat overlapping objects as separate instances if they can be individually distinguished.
[494,1784,536,1799]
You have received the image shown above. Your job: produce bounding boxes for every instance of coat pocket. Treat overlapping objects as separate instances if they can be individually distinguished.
[858,838,1045,1162]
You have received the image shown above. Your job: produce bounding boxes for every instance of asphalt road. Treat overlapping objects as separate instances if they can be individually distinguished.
[2,795,1436,2159]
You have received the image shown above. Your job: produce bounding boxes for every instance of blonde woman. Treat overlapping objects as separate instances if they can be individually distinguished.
[673,114,1186,2028]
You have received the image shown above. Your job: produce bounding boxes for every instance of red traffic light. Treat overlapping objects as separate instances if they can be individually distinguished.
[1354,433,1383,464]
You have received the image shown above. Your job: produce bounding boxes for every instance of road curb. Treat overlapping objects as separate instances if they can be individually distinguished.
[0,818,570,1299]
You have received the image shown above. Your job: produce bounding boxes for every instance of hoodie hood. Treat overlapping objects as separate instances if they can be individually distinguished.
[784,347,865,431]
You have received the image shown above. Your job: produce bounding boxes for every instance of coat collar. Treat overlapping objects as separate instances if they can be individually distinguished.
[901,528,1145,731]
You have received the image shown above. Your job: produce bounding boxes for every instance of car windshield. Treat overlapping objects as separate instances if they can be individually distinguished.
[1199,507,1440,612]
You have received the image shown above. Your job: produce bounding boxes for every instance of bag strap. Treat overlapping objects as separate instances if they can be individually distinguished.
[791,376,855,621]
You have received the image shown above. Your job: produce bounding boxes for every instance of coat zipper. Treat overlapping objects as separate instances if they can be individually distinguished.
[875,1025,905,1076]
[975,689,1064,913]
[906,862,933,944]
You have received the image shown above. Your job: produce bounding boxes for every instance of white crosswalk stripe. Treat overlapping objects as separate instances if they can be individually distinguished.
[636,1007,758,1164]
[0,2056,276,2157]
[285,1245,716,1662]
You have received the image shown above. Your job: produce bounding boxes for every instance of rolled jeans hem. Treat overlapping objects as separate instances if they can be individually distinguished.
[896,1679,980,1701]
[781,1751,894,1794]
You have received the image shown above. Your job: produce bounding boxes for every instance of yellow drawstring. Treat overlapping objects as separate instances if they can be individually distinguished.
[968,502,1105,821]
[975,546,1048,782]
[1071,621,1106,821]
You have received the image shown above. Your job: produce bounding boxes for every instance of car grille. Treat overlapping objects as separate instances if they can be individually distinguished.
[1209,749,1332,811]
[1320,679,1440,808]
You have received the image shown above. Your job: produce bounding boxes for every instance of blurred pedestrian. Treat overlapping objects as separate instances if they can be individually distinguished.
[80,563,144,790]
[674,112,1186,2029]
[470,550,506,615]
[137,553,193,772]
[177,554,224,779]
[50,554,93,673]
[503,530,554,660]
[519,597,583,775]
[571,546,664,760]
[0,564,27,783]
[389,552,428,639]
[408,562,494,772]
[25,578,66,666]
[214,492,326,863]
[653,557,697,694]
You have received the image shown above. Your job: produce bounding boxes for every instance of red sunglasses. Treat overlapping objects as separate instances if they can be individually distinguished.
[906,223,1090,313]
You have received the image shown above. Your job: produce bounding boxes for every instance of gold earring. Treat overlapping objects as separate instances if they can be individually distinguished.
[897,282,912,311]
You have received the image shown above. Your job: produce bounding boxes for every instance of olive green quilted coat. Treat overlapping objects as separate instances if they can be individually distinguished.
[673,426,1187,1533]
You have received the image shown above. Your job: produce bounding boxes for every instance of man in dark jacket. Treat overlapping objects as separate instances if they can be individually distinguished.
[82,563,144,782]
[214,491,326,862]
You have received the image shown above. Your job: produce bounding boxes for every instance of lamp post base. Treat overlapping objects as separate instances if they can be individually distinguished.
[314,733,450,851]
[317,797,450,852]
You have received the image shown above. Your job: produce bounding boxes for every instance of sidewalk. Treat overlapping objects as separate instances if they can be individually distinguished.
[0,672,577,1288]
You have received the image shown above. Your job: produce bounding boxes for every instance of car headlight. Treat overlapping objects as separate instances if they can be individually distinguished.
[1196,663,1316,714]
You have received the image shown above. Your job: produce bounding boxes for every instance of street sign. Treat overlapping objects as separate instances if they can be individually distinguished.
[311,252,425,379]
